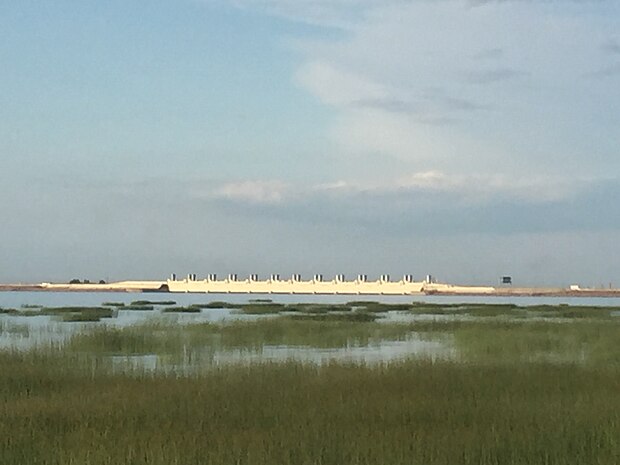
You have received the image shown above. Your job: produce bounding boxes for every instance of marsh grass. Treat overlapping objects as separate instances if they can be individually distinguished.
[21,307,118,322]
[102,301,125,307]
[0,308,18,315]
[64,317,418,356]
[408,319,620,366]
[405,302,619,319]
[290,312,377,322]
[236,303,288,314]
[2,305,620,464]
[198,301,240,309]
[122,305,155,311]
[130,300,177,306]
[0,353,618,465]
[291,304,354,313]
[354,302,413,312]
[161,306,202,313]
[0,320,30,336]
[525,305,616,319]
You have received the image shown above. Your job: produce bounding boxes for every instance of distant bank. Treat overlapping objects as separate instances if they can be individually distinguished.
[1,278,619,297]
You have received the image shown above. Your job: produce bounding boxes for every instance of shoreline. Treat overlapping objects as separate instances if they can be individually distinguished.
[2,282,620,297]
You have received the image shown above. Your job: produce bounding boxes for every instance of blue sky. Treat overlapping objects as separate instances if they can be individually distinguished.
[1,0,619,286]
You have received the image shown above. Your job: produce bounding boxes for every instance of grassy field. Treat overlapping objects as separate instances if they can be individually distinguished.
[1,303,619,464]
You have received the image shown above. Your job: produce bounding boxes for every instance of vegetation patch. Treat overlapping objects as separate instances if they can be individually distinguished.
[0,354,618,465]
[2,303,620,464]
[162,306,202,313]
[196,301,240,309]
[0,308,18,315]
[236,303,288,314]
[285,304,353,314]
[348,302,414,313]
[290,312,377,323]
[27,306,118,322]
[130,300,177,306]
[122,305,155,311]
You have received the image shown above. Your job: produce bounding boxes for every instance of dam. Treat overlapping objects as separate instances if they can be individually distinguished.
[6,274,617,297]
[165,274,431,295]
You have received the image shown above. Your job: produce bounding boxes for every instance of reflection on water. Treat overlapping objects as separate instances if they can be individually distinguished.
[2,293,619,370]
[106,335,452,375]
[0,315,80,350]
[212,336,451,366]
[1,302,455,369]
[0,307,272,351]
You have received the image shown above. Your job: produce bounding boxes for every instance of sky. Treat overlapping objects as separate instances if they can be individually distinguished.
[1,0,619,286]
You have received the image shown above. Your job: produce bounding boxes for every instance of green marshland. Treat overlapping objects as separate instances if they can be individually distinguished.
[1,300,619,464]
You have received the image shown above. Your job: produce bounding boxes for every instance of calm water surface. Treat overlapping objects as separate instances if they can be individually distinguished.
[3,291,620,308]
[2,292,618,367]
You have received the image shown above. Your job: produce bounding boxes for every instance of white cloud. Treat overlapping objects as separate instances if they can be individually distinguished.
[210,180,291,204]
[206,171,593,208]
[292,0,620,178]
[228,0,406,28]
[295,61,387,106]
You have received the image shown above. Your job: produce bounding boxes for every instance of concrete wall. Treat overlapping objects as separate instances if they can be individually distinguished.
[167,278,425,295]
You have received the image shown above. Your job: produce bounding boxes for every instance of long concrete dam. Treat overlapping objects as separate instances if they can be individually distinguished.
[4,275,618,297]
[165,274,434,295]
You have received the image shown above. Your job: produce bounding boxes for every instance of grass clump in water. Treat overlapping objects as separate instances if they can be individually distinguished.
[290,312,377,323]
[286,304,353,314]
[196,301,240,309]
[348,302,413,313]
[63,317,416,355]
[27,307,117,322]
[236,303,287,314]
[525,305,616,319]
[130,300,177,306]
[0,308,18,315]
[162,306,202,313]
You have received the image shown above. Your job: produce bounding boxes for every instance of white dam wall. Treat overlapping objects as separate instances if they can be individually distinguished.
[166,276,426,295]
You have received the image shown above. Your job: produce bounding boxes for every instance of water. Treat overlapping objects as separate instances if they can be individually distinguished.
[3,291,620,308]
[2,291,619,368]
[211,336,450,366]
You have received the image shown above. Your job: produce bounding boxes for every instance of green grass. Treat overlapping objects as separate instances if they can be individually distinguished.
[130,300,177,306]
[19,307,118,322]
[0,321,29,336]
[236,303,288,314]
[161,306,202,313]
[122,305,155,311]
[0,354,618,465]
[0,308,18,315]
[63,317,419,356]
[290,312,377,322]
[195,301,240,309]
[2,303,620,464]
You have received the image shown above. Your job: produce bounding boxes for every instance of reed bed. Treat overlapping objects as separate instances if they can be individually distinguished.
[1,303,620,464]
[0,353,618,465]
[64,318,418,355]
[131,300,177,306]
[161,306,202,313]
